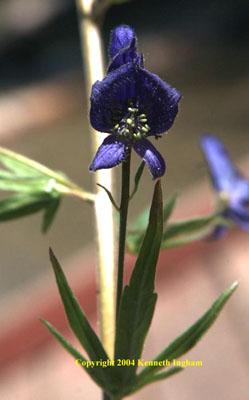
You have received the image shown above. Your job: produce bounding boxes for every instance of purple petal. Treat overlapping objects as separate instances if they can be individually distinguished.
[90,63,181,135]
[108,38,138,73]
[89,135,129,171]
[136,68,181,134]
[133,139,166,179]
[200,134,240,192]
[110,25,136,59]
[229,205,249,231]
[231,178,249,205]
[90,63,138,133]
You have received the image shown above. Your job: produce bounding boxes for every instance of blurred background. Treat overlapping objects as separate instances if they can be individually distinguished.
[0,0,249,399]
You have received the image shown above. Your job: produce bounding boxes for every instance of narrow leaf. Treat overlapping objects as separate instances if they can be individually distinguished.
[0,193,51,221]
[97,183,119,211]
[49,249,109,361]
[130,367,183,395]
[0,176,50,193]
[163,192,178,223]
[163,214,216,240]
[115,180,163,388]
[127,192,178,254]
[48,248,120,391]
[40,319,111,392]
[42,197,61,233]
[0,151,41,177]
[130,161,145,199]
[138,281,238,381]
[162,229,213,249]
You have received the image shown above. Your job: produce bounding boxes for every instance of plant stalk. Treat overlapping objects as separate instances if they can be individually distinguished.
[76,0,116,365]
[116,152,131,318]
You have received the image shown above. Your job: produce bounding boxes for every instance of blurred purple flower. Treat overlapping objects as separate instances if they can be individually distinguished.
[89,25,181,179]
[201,134,249,237]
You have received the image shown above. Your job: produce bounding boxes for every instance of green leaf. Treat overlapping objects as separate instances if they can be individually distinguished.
[97,183,119,211]
[127,192,178,254]
[0,176,50,193]
[138,281,238,382]
[162,229,212,250]
[130,367,183,395]
[48,249,118,391]
[163,214,216,241]
[130,161,145,200]
[163,192,178,223]
[42,197,61,233]
[49,249,108,360]
[0,146,95,204]
[115,180,163,390]
[0,153,40,177]
[40,319,112,392]
[0,146,57,178]
[0,193,52,221]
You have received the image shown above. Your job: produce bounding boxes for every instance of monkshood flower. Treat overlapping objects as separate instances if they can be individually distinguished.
[89,25,181,179]
[201,134,249,237]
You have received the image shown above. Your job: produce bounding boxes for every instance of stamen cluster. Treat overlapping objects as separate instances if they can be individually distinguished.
[113,107,150,142]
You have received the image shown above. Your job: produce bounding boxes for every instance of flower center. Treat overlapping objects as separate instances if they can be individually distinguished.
[113,107,150,142]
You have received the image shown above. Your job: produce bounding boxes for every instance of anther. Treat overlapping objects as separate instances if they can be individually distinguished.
[128,107,138,113]
[141,126,149,133]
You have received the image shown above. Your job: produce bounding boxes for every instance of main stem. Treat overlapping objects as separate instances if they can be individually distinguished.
[76,0,116,362]
[116,152,131,318]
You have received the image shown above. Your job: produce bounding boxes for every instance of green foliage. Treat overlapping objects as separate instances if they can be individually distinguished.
[40,319,112,391]
[136,282,238,385]
[114,181,163,392]
[0,193,58,230]
[163,192,178,222]
[130,161,145,200]
[43,193,238,399]
[0,147,93,232]
[97,183,120,211]
[127,190,233,253]
[130,366,183,395]
[127,192,178,253]
[46,249,119,394]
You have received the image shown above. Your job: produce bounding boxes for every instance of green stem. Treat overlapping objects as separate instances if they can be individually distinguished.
[116,152,131,318]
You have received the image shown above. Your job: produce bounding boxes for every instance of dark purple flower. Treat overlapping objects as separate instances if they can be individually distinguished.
[89,25,181,179]
[201,134,249,237]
